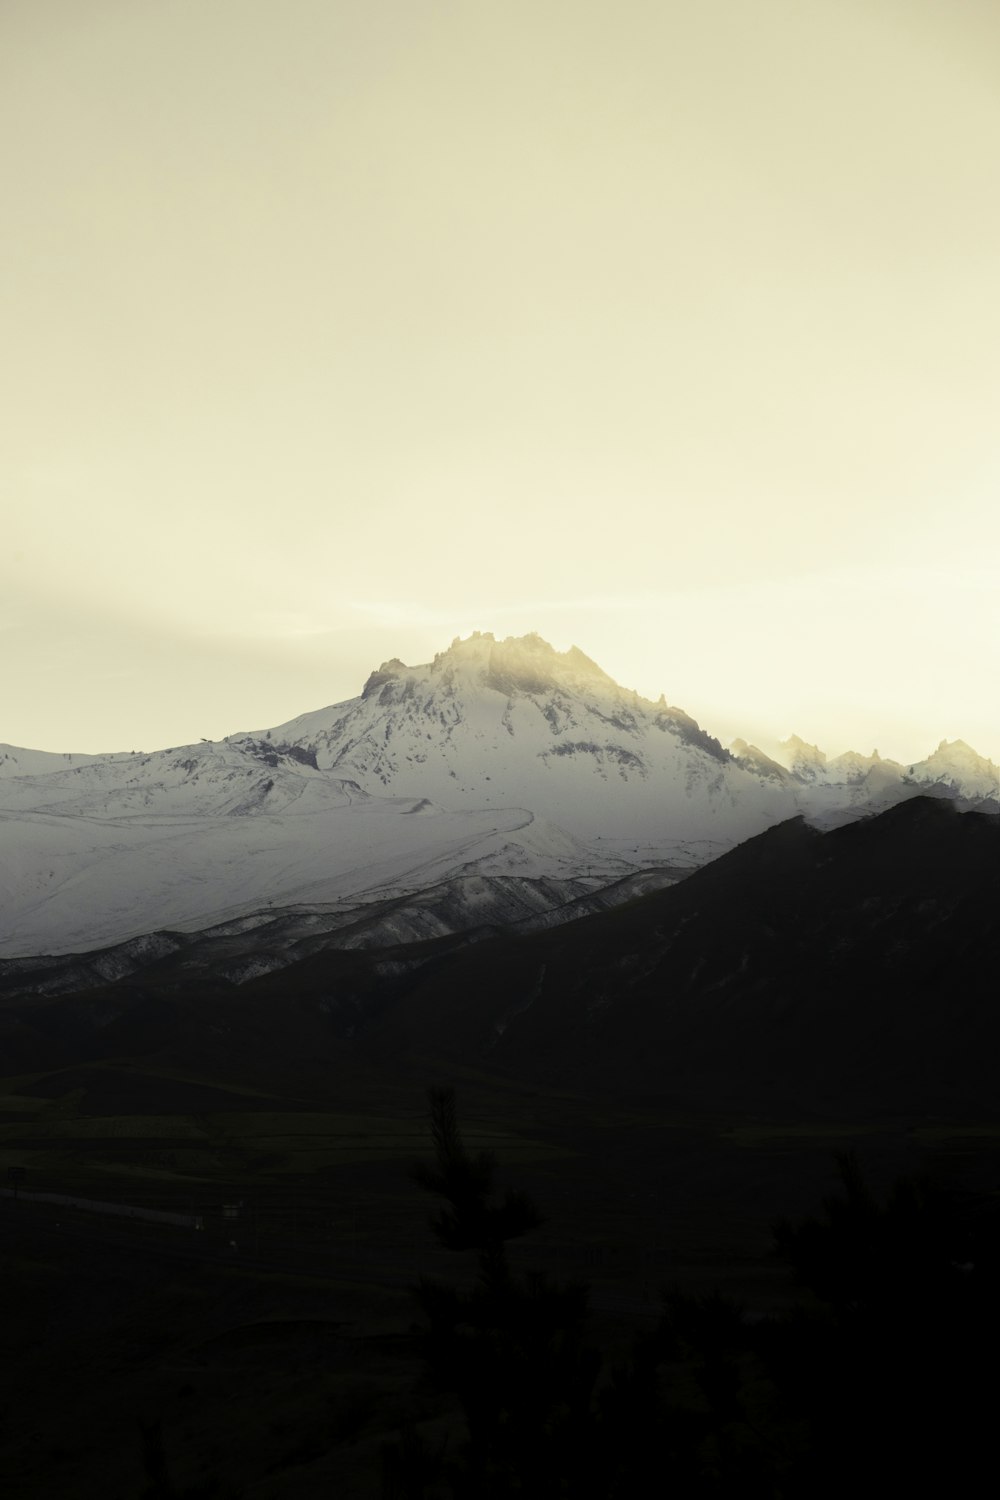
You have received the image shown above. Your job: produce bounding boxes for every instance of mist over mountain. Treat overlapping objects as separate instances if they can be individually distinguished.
[1,632,996,962]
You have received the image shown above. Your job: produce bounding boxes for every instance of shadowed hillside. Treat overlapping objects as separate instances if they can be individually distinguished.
[1,797,998,1495]
[2,797,996,1118]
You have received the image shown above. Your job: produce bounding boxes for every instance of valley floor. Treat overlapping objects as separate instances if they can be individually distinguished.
[3,1055,996,1497]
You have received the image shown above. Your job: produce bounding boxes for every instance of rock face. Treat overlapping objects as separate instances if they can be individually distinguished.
[0,632,996,959]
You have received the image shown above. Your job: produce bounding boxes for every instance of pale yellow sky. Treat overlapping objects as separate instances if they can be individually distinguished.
[2,0,998,761]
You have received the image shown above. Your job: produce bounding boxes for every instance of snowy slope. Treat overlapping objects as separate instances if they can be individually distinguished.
[0,711,625,956]
[0,752,543,956]
[1,632,996,959]
[773,733,999,827]
[0,867,688,998]
[0,744,131,779]
[255,632,801,855]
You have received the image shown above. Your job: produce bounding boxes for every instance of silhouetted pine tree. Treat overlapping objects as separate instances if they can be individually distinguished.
[759,1151,1000,1495]
[390,1086,602,1497]
[385,1107,1000,1498]
[384,1089,786,1498]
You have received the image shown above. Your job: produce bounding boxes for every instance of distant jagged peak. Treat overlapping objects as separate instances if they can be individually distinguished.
[906,738,999,798]
[779,734,828,780]
[730,738,793,782]
[434,629,497,667]
[827,747,901,773]
[483,634,617,699]
[346,631,738,769]
[915,739,999,778]
[440,630,612,676]
[781,736,904,785]
[781,734,826,763]
[363,631,621,704]
[770,730,996,801]
[924,737,991,766]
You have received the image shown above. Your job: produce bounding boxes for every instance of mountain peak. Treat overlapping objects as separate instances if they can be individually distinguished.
[5,628,997,962]
[917,739,997,776]
[904,738,999,801]
[933,738,977,758]
[781,734,826,761]
[482,634,616,698]
[730,738,793,782]
[363,632,620,702]
[779,734,828,781]
[361,657,408,699]
[437,630,498,662]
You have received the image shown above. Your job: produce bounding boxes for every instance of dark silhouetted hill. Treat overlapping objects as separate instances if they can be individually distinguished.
[1,797,996,1118]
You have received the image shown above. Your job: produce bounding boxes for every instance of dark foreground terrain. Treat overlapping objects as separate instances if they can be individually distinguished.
[2,798,998,1496]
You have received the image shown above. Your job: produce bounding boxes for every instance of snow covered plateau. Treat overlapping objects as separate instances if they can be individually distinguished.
[1,631,996,962]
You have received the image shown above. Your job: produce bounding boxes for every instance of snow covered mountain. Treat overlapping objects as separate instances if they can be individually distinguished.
[252,632,801,856]
[764,733,1000,825]
[1,632,996,960]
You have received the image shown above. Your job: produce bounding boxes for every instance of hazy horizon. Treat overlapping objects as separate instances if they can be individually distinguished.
[3,1,999,763]
[3,620,997,772]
